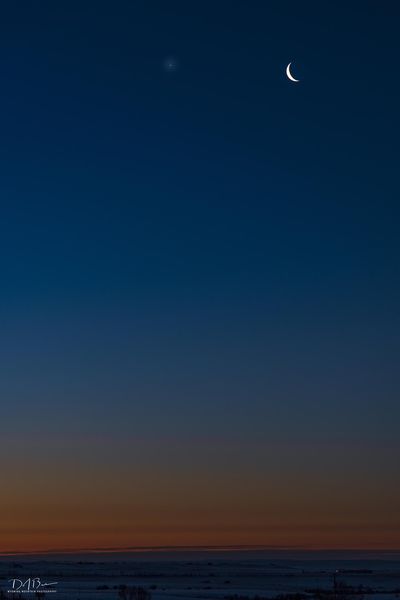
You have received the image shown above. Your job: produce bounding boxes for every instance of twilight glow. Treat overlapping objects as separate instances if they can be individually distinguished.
[1,1,399,554]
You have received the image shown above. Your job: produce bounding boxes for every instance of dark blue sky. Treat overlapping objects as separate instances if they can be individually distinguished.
[0,1,399,552]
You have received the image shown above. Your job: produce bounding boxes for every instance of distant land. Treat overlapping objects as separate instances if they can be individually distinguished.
[1,546,400,561]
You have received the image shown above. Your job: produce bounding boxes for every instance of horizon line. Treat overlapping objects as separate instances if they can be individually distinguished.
[1,544,400,558]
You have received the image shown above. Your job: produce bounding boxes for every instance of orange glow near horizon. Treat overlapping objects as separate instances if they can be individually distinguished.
[2,464,400,554]
[5,432,399,555]
[2,433,400,555]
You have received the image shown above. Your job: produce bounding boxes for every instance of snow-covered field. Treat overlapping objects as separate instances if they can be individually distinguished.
[0,555,399,600]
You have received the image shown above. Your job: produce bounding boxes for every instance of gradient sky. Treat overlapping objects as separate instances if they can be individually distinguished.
[1,1,399,553]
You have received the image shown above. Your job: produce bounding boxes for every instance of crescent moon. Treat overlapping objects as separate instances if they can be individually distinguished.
[286,62,299,83]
